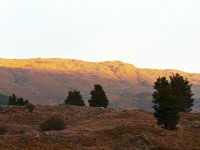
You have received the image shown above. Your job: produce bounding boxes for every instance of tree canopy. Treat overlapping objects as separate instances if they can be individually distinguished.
[152,73,194,130]
[65,90,85,106]
[88,84,109,108]
[170,73,194,112]
[8,94,29,106]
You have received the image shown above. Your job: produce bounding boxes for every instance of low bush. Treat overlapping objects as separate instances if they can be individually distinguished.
[25,103,35,112]
[40,116,66,131]
[0,126,7,135]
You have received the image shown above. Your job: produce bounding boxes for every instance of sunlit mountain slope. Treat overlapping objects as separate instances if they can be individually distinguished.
[0,58,200,111]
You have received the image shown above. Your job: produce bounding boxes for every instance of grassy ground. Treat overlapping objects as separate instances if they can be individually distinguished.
[0,105,200,150]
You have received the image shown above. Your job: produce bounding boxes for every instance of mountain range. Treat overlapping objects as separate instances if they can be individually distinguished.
[0,58,200,111]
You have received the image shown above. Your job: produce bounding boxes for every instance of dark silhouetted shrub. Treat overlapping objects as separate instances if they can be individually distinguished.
[0,126,7,135]
[25,103,35,112]
[8,94,29,106]
[8,94,17,105]
[40,116,66,131]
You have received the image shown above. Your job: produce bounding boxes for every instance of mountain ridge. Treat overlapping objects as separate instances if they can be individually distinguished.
[0,58,198,74]
[0,58,200,111]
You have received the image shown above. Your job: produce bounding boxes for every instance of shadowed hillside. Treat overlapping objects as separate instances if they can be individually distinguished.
[0,93,8,105]
[0,58,200,111]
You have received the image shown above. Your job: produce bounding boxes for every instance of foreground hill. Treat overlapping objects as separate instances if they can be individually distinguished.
[0,105,200,149]
[0,58,200,111]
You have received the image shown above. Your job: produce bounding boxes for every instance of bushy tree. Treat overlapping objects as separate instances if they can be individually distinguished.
[152,74,194,130]
[17,97,29,106]
[170,73,194,112]
[8,94,17,105]
[8,94,29,106]
[153,77,180,130]
[88,84,109,108]
[65,90,85,106]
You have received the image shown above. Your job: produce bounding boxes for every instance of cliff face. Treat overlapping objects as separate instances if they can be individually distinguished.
[0,58,200,111]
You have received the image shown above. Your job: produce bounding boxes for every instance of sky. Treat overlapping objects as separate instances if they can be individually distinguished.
[0,0,200,73]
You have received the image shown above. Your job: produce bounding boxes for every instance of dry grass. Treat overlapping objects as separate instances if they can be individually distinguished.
[0,105,200,149]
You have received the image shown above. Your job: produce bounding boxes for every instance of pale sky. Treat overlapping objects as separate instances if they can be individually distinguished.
[0,0,200,73]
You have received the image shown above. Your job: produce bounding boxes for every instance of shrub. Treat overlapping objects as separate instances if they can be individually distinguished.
[8,94,29,106]
[40,116,66,131]
[25,103,35,112]
[0,126,7,135]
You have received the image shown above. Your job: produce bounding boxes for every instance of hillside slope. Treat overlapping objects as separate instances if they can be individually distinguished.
[0,93,8,105]
[0,105,200,149]
[0,58,200,111]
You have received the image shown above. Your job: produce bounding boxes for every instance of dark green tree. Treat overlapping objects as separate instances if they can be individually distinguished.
[170,73,194,112]
[88,84,109,108]
[8,94,17,105]
[16,97,29,106]
[8,94,29,106]
[153,77,180,130]
[152,74,194,130]
[65,90,85,106]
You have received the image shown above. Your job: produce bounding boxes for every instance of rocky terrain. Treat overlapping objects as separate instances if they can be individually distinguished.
[0,105,200,150]
[0,58,200,111]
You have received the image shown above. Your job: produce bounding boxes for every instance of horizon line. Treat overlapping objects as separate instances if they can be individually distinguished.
[0,57,199,74]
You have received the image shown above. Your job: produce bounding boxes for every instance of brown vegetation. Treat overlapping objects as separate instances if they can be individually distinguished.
[0,105,200,149]
[25,103,35,112]
[0,126,7,135]
[40,115,66,131]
